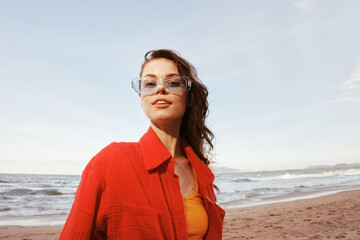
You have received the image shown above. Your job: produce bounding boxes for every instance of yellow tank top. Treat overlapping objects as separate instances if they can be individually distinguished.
[183,169,209,240]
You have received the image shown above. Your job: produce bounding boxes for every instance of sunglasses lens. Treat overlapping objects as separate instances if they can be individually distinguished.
[131,77,191,94]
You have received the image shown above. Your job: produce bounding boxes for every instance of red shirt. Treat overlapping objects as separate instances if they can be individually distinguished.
[60,127,225,239]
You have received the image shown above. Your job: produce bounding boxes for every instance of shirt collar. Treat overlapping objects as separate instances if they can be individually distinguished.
[139,126,214,185]
[139,127,172,171]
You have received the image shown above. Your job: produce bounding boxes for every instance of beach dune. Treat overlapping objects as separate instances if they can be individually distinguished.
[0,190,359,239]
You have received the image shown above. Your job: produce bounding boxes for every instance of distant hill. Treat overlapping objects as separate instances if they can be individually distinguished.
[211,165,243,174]
[306,163,360,169]
[212,162,360,174]
[334,163,360,168]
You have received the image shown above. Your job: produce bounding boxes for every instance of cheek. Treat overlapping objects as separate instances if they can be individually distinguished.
[140,101,152,119]
[140,95,149,109]
[174,97,188,117]
[140,97,154,113]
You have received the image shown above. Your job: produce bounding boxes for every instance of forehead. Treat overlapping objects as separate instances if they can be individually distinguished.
[141,58,179,77]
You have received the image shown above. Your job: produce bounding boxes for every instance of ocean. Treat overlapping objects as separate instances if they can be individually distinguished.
[1,164,360,226]
[214,164,360,208]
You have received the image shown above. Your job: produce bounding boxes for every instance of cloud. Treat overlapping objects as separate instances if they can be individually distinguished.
[343,60,360,90]
[293,0,314,10]
[325,57,360,103]
[341,57,360,98]
[343,77,360,90]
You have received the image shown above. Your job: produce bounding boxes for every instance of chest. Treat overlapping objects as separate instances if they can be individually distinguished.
[174,159,197,197]
[97,165,200,239]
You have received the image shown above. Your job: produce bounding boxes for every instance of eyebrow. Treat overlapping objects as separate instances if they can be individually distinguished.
[143,73,180,78]
[166,73,180,77]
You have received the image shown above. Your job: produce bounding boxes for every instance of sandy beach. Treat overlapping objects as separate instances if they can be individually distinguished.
[0,190,359,239]
[223,190,360,239]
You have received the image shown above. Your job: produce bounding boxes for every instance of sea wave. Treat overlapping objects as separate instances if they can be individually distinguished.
[267,169,360,181]
[231,178,254,182]
[0,188,64,196]
[0,207,11,212]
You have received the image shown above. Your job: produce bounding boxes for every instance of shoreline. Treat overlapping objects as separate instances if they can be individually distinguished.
[0,214,68,227]
[1,190,359,239]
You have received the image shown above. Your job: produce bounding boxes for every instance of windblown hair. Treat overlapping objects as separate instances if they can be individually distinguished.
[140,49,214,166]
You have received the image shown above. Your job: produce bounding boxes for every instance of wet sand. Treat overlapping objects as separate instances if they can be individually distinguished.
[223,190,360,239]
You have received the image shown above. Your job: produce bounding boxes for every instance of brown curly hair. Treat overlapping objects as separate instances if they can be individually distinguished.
[140,49,214,166]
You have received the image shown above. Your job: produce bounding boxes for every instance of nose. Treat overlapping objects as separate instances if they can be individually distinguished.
[155,82,169,95]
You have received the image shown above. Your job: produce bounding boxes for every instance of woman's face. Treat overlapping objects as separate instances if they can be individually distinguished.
[140,58,188,127]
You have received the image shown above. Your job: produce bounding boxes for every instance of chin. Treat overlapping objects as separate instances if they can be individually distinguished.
[149,115,183,125]
[146,110,184,120]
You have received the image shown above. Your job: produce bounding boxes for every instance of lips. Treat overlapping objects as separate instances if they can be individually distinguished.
[152,99,171,105]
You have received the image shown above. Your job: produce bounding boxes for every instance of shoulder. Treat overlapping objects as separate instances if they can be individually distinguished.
[95,142,139,159]
[85,142,141,176]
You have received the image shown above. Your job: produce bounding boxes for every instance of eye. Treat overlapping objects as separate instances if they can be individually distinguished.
[142,79,156,88]
[166,77,183,88]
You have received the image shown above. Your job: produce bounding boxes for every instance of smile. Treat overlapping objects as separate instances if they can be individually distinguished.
[156,101,169,105]
[152,99,171,105]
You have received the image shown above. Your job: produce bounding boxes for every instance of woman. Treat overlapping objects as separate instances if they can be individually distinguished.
[60,49,225,239]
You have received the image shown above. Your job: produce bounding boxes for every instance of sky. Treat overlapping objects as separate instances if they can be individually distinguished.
[1,0,360,174]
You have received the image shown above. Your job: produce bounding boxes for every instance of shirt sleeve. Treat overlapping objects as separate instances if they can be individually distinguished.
[59,160,105,240]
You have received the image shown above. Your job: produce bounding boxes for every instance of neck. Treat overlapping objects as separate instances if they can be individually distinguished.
[150,120,183,158]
